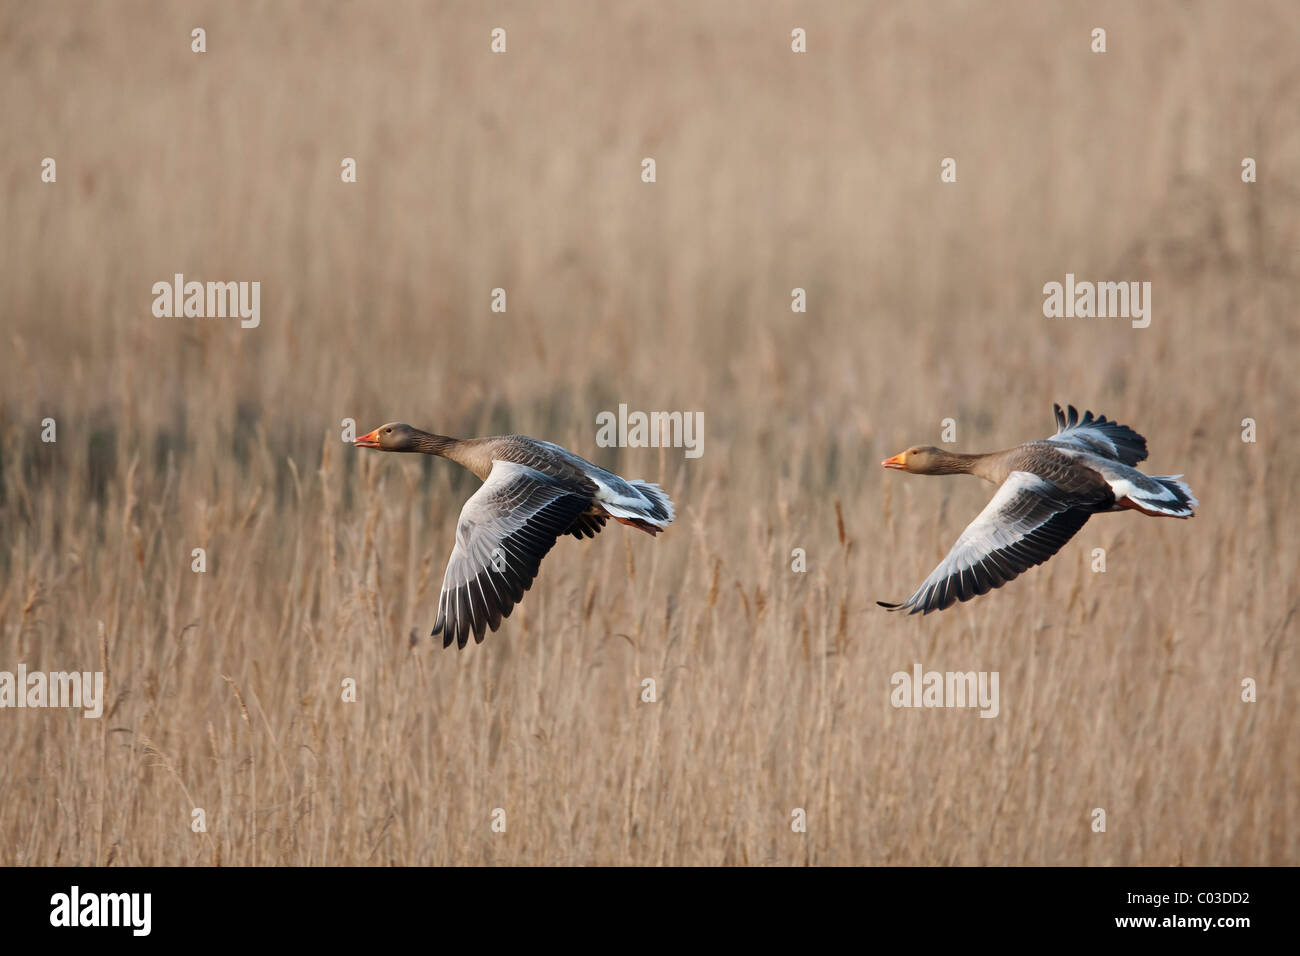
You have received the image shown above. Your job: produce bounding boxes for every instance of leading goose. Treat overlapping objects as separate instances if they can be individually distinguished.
[355,423,674,647]
[878,404,1196,615]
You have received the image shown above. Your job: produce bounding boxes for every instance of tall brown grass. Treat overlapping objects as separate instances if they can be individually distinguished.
[2,0,1297,865]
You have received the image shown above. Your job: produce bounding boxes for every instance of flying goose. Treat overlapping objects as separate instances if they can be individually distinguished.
[355,424,674,647]
[878,404,1196,615]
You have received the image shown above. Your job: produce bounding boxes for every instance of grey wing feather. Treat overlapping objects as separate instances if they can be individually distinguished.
[432,460,591,648]
[1045,403,1148,466]
[879,471,1095,615]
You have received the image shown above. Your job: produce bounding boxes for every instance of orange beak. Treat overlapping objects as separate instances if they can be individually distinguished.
[882,452,907,470]
[354,428,381,449]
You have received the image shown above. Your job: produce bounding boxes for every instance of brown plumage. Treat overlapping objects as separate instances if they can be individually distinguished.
[878,404,1196,615]
[355,423,674,648]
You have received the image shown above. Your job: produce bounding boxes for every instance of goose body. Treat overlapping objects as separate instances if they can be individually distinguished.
[355,423,673,647]
[879,404,1196,615]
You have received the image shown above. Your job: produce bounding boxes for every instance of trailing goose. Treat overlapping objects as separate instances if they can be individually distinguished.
[355,423,674,647]
[878,404,1195,615]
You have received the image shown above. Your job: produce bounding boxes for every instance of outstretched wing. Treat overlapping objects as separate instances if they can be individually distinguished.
[566,513,608,539]
[1045,403,1148,465]
[879,471,1096,615]
[432,460,593,648]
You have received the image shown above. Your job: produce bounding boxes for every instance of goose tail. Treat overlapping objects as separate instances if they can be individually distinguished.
[601,481,675,534]
[1122,475,1197,518]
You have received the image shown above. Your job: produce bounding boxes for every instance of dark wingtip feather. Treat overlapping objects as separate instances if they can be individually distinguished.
[1052,402,1149,465]
[877,600,903,610]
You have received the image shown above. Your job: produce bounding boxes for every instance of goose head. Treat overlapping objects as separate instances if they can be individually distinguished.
[882,445,946,474]
[355,422,418,451]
